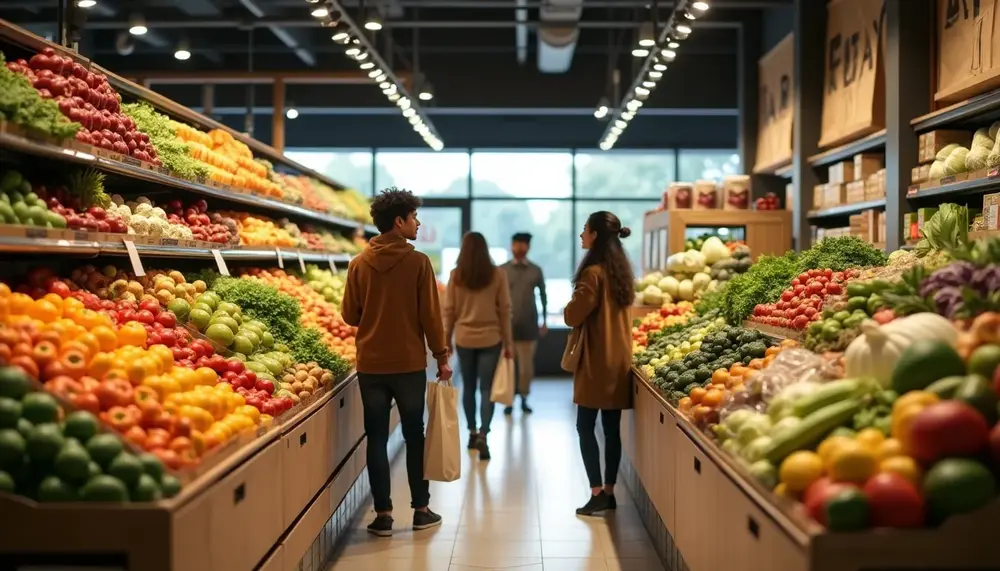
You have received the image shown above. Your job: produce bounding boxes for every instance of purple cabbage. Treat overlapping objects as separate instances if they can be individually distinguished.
[970,265,1000,296]
[932,287,965,318]
[920,261,977,297]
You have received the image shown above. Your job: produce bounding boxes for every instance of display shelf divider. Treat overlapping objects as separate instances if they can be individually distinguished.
[806,198,887,221]
[906,168,1000,200]
[910,86,1000,132]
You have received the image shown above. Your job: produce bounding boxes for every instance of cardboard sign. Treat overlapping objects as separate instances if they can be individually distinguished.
[819,0,887,149]
[754,34,794,172]
[936,0,1000,103]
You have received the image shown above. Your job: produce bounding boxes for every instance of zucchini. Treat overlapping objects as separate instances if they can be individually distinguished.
[791,379,864,418]
[762,399,864,464]
[846,282,871,298]
[925,375,965,399]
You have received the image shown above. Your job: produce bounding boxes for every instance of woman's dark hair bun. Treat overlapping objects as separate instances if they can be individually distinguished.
[618,226,632,239]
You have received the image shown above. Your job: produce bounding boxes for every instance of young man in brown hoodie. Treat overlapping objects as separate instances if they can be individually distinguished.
[341,187,452,537]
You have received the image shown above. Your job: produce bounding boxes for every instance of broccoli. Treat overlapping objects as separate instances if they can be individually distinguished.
[694,367,712,383]
[677,370,697,387]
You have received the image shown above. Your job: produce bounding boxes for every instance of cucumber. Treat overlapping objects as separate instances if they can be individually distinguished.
[925,375,965,399]
[791,379,864,418]
[846,282,871,298]
[761,399,864,465]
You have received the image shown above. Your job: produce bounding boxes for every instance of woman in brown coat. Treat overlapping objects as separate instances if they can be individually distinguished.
[564,211,635,516]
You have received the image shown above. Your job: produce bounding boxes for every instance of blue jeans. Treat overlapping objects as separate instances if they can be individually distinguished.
[456,343,502,434]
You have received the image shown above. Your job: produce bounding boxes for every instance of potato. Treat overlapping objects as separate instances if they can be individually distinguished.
[298,391,311,400]
[308,367,324,379]
[294,370,309,382]
[302,378,317,392]
[291,381,304,392]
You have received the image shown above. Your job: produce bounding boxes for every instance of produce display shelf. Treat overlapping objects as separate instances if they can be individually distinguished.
[911,87,1000,132]
[0,128,378,236]
[807,129,887,169]
[774,162,793,178]
[806,198,886,221]
[741,320,800,341]
[906,170,1000,201]
[0,373,367,571]
[0,18,350,195]
[0,235,354,264]
[628,370,1000,571]
[752,157,792,177]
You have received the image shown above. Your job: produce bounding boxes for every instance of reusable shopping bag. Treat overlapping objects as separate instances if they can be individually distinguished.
[490,357,515,406]
[424,379,461,482]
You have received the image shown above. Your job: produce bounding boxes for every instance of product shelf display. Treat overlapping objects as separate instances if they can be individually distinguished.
[628,229,1000,570]
[0,21,380,571]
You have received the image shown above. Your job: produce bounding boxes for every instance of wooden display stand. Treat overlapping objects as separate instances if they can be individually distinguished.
[642,209,793,273]
[623,371,1000,571]
[0,374,378,571]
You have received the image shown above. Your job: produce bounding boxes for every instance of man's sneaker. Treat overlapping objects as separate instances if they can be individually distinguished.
[476,434,491,461]
[367,514,393,537]
[575,492,614,516]
[413,509,443,530]
[503,406,513,416]
[521,401,533,414]
[467,433,479,450]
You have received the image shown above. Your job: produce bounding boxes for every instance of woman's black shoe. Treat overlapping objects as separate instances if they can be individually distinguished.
[467,433,478,450]
[576,492,614,516]
[476,434,491,460]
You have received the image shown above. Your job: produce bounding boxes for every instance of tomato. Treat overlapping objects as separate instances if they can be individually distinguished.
[124,425,147,447]
[11,355,39,379]
[803,477,858,526]
[863,473,925,528]
[152,447,184,470]
[70,391,100,414]
[792,315,810,330]
[105,405,140,431]
[31,340,58,367]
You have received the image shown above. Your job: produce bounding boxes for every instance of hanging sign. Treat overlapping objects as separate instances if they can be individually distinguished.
[818,0,887,149]
[936,0,1000,103]
[754,33,794,172]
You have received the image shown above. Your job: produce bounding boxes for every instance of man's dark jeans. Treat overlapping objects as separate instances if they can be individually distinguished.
[358,370,430,513]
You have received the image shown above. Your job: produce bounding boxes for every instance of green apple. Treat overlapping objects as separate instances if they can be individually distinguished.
[231,335,253,356]
[205,324,235,347]
[189,309,211,331]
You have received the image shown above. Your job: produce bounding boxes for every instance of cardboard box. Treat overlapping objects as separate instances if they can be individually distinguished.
[666,183,694,209]
[812,184,825,209]
[785,183,794,211]
[911,164,930,185]
[693,180,720,210]
[984,192,1000,230]
[920,130,971,163]
[722,175,751,210]
[823,183,847,207]
[853,153,884,181]
[828,161,855,185]
[846,180,866,203]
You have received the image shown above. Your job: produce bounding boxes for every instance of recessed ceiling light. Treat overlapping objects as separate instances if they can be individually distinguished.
[76,0,97,7]
[286,107,299,119]
[631,47,650,58]
[311,7,329,18]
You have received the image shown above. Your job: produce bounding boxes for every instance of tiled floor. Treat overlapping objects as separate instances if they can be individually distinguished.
[327,379,666,571]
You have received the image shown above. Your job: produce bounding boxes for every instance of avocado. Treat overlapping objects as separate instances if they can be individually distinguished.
[892,340,967,394]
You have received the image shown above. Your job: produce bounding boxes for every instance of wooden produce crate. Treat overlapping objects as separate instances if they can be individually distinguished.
[641,209,792,273]
[0,376,366,571]
[625,371,1000,571]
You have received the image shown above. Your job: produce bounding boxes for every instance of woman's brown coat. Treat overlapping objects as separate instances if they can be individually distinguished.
[564,265,633,410]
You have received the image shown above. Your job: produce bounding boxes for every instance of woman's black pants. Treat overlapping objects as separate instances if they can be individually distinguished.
[576,406,623,489]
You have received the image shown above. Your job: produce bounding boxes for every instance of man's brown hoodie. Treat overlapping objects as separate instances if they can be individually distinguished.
[341,232,448,375]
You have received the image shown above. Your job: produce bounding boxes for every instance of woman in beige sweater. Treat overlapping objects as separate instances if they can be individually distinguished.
[443,232,513,461]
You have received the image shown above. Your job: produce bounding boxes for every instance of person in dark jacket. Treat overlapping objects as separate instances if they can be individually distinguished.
[342,187,451,537]
[564,211,635,516]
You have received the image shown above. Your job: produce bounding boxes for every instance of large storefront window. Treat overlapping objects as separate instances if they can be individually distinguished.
[678,150,741,182]
[374,151,470,197]
[284,149,374,195]
[471,151,573,198]
[574,151,675,198]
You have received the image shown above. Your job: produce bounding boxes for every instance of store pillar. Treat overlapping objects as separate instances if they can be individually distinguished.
[791,0,825,250]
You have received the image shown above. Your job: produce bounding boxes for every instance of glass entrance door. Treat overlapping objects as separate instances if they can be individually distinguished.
[413,201,470,283]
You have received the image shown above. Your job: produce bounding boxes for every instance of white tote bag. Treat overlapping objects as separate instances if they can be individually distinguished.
[490,357,515,406]
[424,379,461,482]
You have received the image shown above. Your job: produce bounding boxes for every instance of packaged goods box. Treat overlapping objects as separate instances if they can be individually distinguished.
[866,169,887,199]
[846,181,866,203]
[812,184,825,209]
[722,175,751,210]
[666,183,694,209]
[853,154,884,181]
[823,183,847,207]
[919,130,971,163]
[693,180,720,210]
[828,161,854,185]
[911,164,930,185]
[984,192,1000,230]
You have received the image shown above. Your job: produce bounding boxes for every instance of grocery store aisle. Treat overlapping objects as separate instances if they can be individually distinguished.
[327,379,665,571]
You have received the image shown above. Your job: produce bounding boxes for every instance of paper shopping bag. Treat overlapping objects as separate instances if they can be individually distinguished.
[490,357,515,406]
[424,380,461,482]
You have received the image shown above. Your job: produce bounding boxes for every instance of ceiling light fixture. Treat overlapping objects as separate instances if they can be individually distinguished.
[173,39,191,61]
[637,22,656,47]
[315,0,444,149]
[76,0,97,8]
[593,96,610,119]
[128,14,147,36]
[598,0,700,151]
[286,107,299,120]
[311,6,329,18]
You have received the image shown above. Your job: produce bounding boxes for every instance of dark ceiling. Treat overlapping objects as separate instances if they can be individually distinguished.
[0,0,793,149]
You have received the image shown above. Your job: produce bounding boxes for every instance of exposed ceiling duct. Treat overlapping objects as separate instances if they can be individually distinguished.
[535,0,582,73]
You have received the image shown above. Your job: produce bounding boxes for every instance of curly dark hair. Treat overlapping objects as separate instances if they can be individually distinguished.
[370,187,422,232]
[574,211,635,308]
[454,232,496,291]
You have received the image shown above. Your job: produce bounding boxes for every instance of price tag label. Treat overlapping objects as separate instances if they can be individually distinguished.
[275,247,285,269]
[123,239,145,276]
[297,251,307,273]
[211,249,230,276]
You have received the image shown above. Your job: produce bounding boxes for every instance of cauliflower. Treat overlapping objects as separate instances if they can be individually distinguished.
[134,202,153,216]
[130,217,150,234]
[151,207,167,220]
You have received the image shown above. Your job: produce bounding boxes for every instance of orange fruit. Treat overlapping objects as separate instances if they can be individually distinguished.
[711,368,730,386]
[702,388,724,408]
[689,387,707,404]
[28,299,60,323]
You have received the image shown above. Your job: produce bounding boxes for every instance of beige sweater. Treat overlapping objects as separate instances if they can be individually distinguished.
[443,268,514,350]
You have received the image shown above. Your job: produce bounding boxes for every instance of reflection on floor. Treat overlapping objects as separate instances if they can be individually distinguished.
[327,379,666,571]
